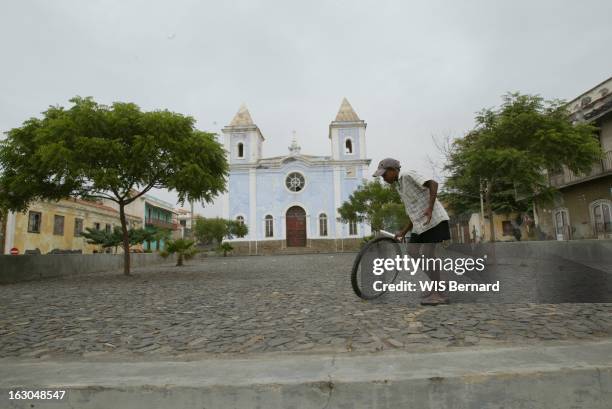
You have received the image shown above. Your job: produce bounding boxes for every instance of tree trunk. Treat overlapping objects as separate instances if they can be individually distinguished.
[177,253,183,267]
[485,182,495,242]
[119,203,131,275]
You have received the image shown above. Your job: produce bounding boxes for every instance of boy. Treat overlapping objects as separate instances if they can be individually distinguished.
[373,158,451,305]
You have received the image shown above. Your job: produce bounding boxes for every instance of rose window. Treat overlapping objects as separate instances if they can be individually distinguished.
[285,172,305,192]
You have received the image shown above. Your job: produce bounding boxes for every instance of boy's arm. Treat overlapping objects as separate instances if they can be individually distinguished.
[422,179,438,225]
[395,220,413,241]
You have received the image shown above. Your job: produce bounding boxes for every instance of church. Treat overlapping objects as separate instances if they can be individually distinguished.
[221,99,372,254]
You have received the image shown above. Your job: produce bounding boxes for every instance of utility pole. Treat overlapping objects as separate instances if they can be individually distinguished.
[479,178,485,242]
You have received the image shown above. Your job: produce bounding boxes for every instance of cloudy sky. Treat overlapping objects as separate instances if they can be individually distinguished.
[1,0,611,216]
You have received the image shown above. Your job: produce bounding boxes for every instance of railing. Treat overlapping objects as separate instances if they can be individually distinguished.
[145,218,179,230]
[549,150,612,187]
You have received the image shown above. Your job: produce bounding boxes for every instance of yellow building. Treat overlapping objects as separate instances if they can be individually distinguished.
[449,211,532,243]
[468,212,531,242]
[2,199,142,255]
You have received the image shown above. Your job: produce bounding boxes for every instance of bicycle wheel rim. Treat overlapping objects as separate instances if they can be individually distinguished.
[351,237,401,299]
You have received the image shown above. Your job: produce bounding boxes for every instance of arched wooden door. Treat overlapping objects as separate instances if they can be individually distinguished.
[286,206,306,247]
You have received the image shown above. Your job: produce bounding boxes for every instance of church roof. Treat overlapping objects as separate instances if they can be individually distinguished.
[257,154,331,166]
[334,98,361,122]
[229,103,255,127]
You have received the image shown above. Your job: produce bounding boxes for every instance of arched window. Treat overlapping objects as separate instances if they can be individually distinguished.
[237,142,244,158]
[345,138,353,154]
[319,214,328,236]
[590,200,611,235]
[265,215,274,237]
[349,220,358,236]
[236,215,245,225]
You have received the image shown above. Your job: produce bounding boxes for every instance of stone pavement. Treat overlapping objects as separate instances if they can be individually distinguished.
[1,253,611,360]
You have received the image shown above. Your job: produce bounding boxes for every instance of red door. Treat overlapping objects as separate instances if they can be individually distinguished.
[286,206,306,247]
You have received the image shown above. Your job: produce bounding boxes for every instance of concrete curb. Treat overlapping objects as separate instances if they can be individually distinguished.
[1,340,611,408]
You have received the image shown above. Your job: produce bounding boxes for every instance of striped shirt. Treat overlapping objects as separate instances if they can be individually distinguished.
[394,170,449,235]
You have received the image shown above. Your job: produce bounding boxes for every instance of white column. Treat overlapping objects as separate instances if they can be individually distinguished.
[280,214,286,249]
[333,165,342,238]
[330,128,339,160]
[359,127,366,159]
[249,168,257,240]
[4,211,16,254]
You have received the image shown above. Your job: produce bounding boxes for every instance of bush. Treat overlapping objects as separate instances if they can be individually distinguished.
[217,242,233,257]
[164,239,197,266]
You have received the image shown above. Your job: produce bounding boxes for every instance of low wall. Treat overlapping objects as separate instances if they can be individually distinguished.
[0,253,173,285]
[436,239,612,303]
[230,238,363,255]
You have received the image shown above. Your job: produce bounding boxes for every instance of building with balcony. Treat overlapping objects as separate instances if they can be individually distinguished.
[102,192,179,251]
[544,76,612,240]
[142,196,178,250]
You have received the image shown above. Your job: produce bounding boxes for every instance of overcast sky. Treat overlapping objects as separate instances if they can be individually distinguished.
[1,0,611,217]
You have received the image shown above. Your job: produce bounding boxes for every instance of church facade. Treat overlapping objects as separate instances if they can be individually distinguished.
[221,99,372,253]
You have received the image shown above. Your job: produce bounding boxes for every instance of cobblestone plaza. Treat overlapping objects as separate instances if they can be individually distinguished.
[1,253,611,360]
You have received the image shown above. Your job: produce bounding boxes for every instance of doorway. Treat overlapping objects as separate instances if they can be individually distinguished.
[286,206,306,247]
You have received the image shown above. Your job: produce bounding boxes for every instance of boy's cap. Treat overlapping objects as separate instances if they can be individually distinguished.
[373,158,401,177]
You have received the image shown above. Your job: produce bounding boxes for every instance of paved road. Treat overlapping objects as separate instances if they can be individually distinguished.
[1,253,611,360]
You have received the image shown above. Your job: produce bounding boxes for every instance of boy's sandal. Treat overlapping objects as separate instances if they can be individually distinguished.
[420,294,450,306]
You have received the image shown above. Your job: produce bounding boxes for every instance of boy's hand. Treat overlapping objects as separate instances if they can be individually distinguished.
[394,231,407,241]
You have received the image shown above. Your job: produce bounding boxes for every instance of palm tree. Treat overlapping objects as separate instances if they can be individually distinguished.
[161,239,197,266]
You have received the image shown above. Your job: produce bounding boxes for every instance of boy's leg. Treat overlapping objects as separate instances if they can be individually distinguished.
[420,242,449,305]
[405,238,431,298]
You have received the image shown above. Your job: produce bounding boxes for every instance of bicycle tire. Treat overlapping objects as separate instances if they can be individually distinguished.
[351,236,402,300]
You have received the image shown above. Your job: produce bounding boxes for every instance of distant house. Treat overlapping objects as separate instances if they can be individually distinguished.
[2,198,142,254]
[175,207,200,239]
[541,77,612,240]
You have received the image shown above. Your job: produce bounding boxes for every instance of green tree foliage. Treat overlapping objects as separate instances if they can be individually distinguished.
[81,227,122,252]
[81,226,160,253]
[140,226,172,251]
[81,225,169,253]
[194,217,248,245]
[160,239,197,266]
[227,219,248,238]
[0,97,227,274]
[442,92,601,240]
[337,179,411,233]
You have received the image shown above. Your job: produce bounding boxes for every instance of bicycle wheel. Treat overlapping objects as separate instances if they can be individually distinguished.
[351,236,402,299]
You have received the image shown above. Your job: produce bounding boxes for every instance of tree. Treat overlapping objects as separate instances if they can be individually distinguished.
[81,225,165,253]
[160,239,197,266]
[194,217,248,245]
[442,93,601,241]
[337,179,410,233]
[227,219,248,239]
[81,227,122,253]
[0,97,227,274]
[140,226,172,252]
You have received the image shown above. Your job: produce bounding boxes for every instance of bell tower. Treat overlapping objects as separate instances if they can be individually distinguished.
[329,98,367,160]
[222,103,264,165]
